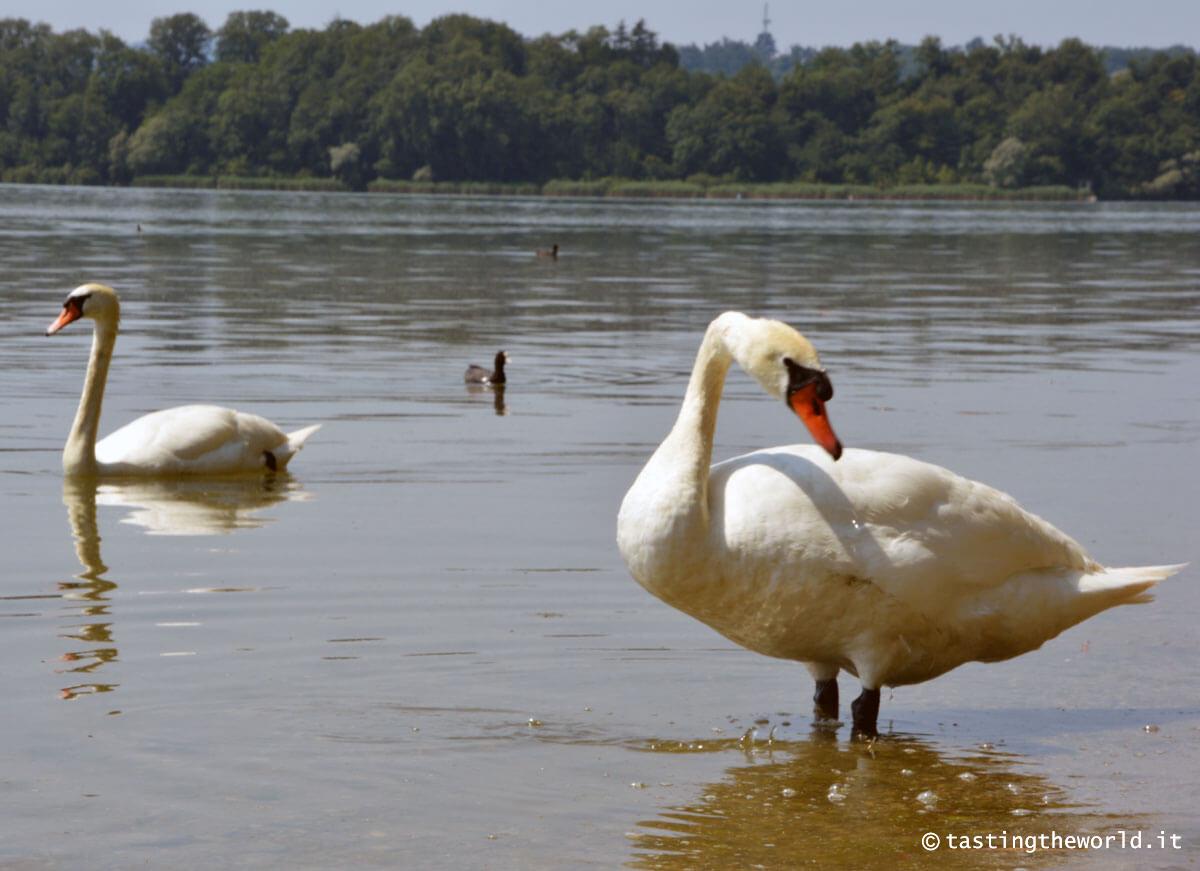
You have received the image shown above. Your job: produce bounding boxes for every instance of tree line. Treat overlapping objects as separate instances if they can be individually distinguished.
[1,13,1198,198]
[678,34,1197,80]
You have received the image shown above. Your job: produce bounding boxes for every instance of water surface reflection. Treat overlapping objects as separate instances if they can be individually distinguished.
[465,383,508,416]
[55,477,310,699]
[627,731,1132,870]
[92,475,309,536]
[58,480,116,700]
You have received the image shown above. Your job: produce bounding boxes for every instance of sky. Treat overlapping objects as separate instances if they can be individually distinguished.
[16,0,1200,49]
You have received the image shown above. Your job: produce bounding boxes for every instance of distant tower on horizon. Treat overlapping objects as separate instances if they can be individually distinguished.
[755,2,777,58]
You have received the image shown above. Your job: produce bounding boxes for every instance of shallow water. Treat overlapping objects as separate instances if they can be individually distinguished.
[0,186,1197,868]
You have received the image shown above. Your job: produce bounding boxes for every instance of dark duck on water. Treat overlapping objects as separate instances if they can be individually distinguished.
[464,350,508,385]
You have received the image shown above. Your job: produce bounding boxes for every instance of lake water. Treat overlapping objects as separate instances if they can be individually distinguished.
[0,185,1196,869]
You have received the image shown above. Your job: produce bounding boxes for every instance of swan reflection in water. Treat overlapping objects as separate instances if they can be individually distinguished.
[92,474,311,536]
[57,476,309,699]
[625,729,1131,870]
[58,480,116,700]
[466,382,507,416]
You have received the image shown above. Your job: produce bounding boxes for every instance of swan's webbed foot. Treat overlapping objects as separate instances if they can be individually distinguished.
[851,687,880,738]
[813,677,839,722]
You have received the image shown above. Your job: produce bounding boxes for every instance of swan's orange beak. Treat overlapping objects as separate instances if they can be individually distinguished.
[46,299,83,335]
[789,382,843,460]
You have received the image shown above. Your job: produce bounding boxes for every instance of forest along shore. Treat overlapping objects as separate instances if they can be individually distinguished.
[1,14,1195,200]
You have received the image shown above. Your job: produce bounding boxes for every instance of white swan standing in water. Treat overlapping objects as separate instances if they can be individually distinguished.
[616,312,1181,736]
[46,283,320,477]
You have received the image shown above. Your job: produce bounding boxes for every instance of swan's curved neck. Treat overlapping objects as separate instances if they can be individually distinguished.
[617,321,735,585]
[64,322,116,476]
[640,320,735,518]
[670,323,733,478]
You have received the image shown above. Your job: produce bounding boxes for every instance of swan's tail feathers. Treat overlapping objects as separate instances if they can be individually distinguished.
[272,424,320,470]
[968,564,1184,663]
[286,424,321,453]
[1077,563,1186,607]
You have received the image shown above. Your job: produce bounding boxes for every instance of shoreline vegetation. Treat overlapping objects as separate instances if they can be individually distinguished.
[118,175,1093,202]
[2,13,1197,200]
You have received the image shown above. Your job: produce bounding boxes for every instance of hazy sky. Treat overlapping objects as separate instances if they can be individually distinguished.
[17,0,1200,49]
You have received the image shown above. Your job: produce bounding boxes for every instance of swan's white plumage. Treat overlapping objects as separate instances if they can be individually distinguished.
[617,312,1180,694]
[49,283,319,477]
[94,405,317,475]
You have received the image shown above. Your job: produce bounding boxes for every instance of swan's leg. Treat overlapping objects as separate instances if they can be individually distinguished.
[813,679,839,720]
[806,663,839,721]
[850,687,881,737]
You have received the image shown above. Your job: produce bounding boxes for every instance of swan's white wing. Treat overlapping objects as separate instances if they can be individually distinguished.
[712,446,1095,615]
[95,404,287,475]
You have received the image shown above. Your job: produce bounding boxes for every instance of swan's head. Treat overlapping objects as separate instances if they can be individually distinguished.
[715,311,843,460]
[46,283,119,335]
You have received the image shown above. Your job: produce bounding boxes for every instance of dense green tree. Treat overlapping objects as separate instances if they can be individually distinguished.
[328,140,363,188]
[0,20,169,181]
[147,13,211,91]
[982,136,1029,187]
[89,32,168,129]
[215,10,289,63]
[124,63,231,175]
[779,43,902,137]
[668,65,785,180]
[368,16,542,181]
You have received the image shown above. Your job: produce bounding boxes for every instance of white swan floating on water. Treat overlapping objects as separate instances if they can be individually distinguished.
[47,283,319,477]
[616,311,1182,736]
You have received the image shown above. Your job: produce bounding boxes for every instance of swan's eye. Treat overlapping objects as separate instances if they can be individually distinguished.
[783,358,834,402]
[62,293,90,314]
